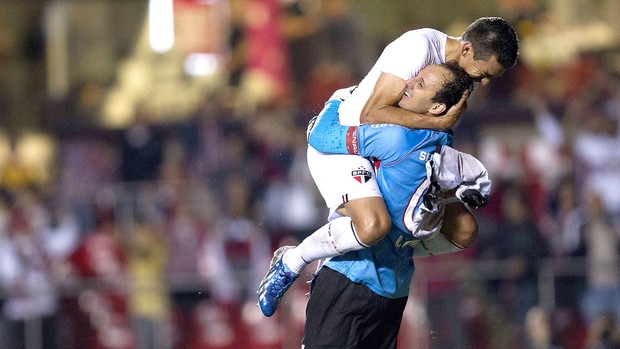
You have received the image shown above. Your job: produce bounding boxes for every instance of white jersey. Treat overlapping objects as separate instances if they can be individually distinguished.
[338,28,448,126]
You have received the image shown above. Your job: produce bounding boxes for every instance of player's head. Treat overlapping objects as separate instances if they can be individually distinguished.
[459,16,519,85]
[398,61,473,116]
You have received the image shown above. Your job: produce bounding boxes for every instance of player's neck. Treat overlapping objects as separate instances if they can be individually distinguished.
[445,37,462,62]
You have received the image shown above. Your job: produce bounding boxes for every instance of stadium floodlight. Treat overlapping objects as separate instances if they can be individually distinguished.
[149,0,174,54]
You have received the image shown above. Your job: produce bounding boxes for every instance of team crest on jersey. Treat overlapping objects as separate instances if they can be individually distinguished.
[351,167,372,184]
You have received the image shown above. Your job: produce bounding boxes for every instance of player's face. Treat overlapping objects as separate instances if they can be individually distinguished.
[398,65,450,114]
[462,55,505,85]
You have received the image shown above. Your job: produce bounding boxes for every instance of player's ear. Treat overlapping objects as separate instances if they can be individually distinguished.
[462,41,473,57]
[429,103,446,115]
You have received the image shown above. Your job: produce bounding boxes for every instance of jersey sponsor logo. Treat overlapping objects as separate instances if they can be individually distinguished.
[369,124,389,128]
[395,235,420,249]
[351,167,372,184]
[345,127,359,154]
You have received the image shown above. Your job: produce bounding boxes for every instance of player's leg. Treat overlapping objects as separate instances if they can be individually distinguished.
[257,147,390,316]
[283,147,390,271]
[341,195,392,246]
[413,202,478,257]
[302,267,358,348]
[441,202,478,247]
[302,267,406,349]
[281,195,390,273]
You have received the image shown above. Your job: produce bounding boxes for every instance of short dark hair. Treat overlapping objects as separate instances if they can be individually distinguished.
[462,16,519,69]
[431,61,474,112]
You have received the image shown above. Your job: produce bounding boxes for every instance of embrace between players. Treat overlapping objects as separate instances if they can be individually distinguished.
[258,16,519,349]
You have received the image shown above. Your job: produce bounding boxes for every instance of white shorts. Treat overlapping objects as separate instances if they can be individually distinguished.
[307,146,383,217]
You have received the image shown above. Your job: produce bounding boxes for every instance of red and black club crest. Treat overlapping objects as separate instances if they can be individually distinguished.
[351,167,372,184]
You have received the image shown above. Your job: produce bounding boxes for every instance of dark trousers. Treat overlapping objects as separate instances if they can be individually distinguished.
[303,267,408,349]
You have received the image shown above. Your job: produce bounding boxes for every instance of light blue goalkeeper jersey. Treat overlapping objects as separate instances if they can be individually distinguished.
[308,99,453,298]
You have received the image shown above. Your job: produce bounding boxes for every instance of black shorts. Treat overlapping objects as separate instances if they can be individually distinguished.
[302,266,408,349]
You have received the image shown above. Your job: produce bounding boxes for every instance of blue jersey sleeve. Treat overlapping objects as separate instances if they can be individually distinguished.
[308,98,452,162]
[307,99,353,155]
[307,98,413,160]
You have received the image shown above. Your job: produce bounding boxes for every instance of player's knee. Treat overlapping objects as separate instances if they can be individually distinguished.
[352,212,391,246]
[442,203,478,248]
[453,219,478,248]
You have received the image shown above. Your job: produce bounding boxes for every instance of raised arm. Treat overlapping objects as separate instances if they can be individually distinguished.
[307,98,409,161]
[359,72,469,131]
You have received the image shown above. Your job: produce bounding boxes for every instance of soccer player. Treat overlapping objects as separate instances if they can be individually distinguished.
[302,16,516,261]
[302,62,483,348]
[257,16,518,318]
[258,61,487,319]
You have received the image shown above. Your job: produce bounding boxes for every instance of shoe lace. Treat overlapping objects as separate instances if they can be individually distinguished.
[268,265,295,298]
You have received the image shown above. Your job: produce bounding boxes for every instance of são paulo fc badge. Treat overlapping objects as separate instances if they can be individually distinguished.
[351,167,372,183]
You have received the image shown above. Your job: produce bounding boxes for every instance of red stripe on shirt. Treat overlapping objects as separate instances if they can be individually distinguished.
[345,127,359,155]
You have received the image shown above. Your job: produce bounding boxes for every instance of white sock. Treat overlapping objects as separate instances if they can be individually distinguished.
[412,232,464,257]
[283,216,367,273]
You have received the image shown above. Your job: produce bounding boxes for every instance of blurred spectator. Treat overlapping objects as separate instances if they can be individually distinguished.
[297,0,369,113]
[0,145,35,195]
[479,183,552,342]
[257,118,324,241]
[163,197,206,349]
[63,208,135,349]
[57,139,121,233]
[314,0,369,80]
[0,189,59,349]
[127,219,170,349]
[121,114,164,183]
[234,0,292,116]
[521,91,573,232]
[201,174,270,304]
[545,176,588,314]
[226,0,250,92]
[196,174,277,349]
[524,306,561,349]
[545,176,586,257]
[280,0,322,97]
[586,312,620,349]
[181,93,231,181]
[44,203,81,264]
[414,249,475,349]
[460,283,515,349]
[213,120,264,193]
[579,192,620,328]
[568,84,620,230]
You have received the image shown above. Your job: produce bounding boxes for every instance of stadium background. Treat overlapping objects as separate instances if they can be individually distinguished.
[1,0,620,348]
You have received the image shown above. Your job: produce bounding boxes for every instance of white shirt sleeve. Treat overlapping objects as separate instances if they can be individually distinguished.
[428,145,492,208]
[337,28,447,125]
[376,29,447,80]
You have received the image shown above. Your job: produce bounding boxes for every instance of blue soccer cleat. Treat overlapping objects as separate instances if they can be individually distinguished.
[257,246,299,317]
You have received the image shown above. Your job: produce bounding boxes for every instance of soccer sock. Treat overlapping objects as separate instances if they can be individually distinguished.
[412,232,464,257]
[283,216,367,274]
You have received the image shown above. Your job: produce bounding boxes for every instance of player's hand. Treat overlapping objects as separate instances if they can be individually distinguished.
[458,189,489,209]
[329,86,355,101]
[435,89,469,130]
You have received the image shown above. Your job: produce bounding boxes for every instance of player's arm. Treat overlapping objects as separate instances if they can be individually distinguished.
[412,188,479,258]
[440,201,478,247]
[308,99,409,161]
[307,99,352,155]
[360,72,469,131]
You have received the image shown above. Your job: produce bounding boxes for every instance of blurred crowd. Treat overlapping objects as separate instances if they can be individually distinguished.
[1,0,620,348]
